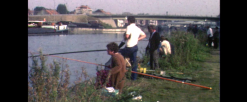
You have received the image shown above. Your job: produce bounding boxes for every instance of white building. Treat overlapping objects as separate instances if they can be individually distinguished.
[149,20,158,26]
[117,20,125,27]
[75,5,92,15]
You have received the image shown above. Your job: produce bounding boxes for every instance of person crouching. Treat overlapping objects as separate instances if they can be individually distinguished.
[106,42,127,94]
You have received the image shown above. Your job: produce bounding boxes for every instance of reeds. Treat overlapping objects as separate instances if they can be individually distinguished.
[28,50,117,102]
[162,31,210,71]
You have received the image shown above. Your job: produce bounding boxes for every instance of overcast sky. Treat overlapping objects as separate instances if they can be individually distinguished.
[28,0,220,16]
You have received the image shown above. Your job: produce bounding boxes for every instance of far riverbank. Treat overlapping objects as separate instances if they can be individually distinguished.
[28,27,127,35]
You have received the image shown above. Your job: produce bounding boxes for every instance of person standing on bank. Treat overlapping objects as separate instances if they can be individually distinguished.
[192,25,198,38]
[120,16,146,80]
[106,42,127,94]
[207,26,213,47]
[213,27,219,49]
[146,25,160,70]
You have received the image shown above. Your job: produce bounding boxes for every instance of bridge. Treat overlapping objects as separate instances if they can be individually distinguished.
[28,14,220,28]
[89,14,219,22]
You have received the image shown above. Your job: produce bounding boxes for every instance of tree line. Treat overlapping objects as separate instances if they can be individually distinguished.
[29,4,69,14]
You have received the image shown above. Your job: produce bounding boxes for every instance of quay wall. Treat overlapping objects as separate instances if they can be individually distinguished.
[69,28,126,34]
[28,15,117,28]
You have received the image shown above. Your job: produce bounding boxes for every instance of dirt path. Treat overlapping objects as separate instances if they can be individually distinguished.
[207,49,220,76]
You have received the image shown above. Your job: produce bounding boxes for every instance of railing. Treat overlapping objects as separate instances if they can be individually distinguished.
[28,14,219,18]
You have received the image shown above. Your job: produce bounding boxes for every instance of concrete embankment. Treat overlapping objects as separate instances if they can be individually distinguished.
[69,28,126,34]
[28,15,117,28]
[28,27,126,35]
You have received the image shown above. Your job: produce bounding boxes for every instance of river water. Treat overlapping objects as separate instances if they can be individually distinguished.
[28,30,150,86]
[28,27,187,86]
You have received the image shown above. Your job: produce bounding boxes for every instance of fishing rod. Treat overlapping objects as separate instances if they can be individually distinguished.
[43,55,211,90]
[28,39,150,58]
[28,49,108,58]
[131,71,212,90]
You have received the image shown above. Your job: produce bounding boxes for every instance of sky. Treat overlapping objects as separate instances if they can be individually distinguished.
[28,0,220,16]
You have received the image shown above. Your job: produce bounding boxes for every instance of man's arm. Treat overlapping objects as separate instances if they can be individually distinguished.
[138,34,146,41]
[126,34,130,39]
[110,56,122,75]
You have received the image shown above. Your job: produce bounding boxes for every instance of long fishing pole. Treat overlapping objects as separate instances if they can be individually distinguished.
[131,71,212,90]
[28,39,149,58]
[28,49,108,58]
[44,55,212,90]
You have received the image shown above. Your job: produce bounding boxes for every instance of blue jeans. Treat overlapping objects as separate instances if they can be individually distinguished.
[119,45,138,80]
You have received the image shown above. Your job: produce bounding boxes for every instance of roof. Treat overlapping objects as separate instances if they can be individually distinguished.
[93,9,111,15]
[28,10,34,14]
[77,5,91,9]
[45,9,59,15]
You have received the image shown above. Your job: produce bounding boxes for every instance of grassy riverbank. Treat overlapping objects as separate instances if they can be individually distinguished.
[28,31,220,102]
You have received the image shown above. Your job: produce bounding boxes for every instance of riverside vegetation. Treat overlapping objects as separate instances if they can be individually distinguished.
[28,30,220,102]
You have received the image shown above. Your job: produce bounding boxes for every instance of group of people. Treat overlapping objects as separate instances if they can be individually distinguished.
[187,24,220,49]
[95,16,174,94]
[206,26,219,49]
[96,17,219,94]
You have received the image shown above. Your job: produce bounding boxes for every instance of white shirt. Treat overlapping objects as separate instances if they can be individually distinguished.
[126,23,146,47]
[160,40,171,55]
[207,28,213,37]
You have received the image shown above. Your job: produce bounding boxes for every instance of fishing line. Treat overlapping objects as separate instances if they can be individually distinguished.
[28,39,149,58]
[31,53,212,90]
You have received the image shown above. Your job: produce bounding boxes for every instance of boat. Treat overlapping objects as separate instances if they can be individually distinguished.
[28,20,45,28]
[28,21,68,34]
[41,22,68,33]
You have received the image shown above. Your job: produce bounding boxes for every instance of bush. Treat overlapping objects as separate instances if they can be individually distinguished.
[100,22,113,28]
[142,31,211,72]
[28,50,106,102]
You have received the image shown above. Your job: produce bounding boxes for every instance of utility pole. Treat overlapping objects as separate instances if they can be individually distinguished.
[53,0,56,22]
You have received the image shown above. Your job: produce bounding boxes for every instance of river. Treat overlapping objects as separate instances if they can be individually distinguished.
[28,30,149,86]
[28,26,187,86]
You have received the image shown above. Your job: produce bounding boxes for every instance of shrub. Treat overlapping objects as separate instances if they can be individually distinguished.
[142,31,211,72]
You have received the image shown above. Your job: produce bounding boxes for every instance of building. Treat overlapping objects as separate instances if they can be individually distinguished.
[75,5,92,15]
[149,20,158,26]
[117,20,125,27]
[34,9,59,15]
[28,9,34,15]
[93,9,111,15]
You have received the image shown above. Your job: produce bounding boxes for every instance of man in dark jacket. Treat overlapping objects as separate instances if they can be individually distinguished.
[146,25,160,70]
[213,27,219,49]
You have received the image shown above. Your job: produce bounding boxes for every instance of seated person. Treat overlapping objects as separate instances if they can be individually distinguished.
[159,36,171,58]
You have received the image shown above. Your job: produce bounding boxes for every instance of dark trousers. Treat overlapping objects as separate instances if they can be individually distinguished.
[213,38,219,49]
[208,37,213,47]
[119,45,138,80]
[149,49,159,70]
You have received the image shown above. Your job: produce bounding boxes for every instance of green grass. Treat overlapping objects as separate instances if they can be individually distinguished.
[28,31,220,102]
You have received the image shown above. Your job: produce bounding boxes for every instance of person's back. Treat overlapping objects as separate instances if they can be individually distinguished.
[126,24,145,47]
[121,16,146,80]
[160,40,171,55]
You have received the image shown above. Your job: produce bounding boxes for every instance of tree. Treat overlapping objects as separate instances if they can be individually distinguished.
[34,6,46,15]
[56,4,68,14]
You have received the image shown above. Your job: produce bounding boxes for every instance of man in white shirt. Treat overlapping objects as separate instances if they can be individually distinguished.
[207,26,213,47]
[120,16,146,80]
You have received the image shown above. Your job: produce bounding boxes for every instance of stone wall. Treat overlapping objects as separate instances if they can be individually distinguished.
[28,15,117,27]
